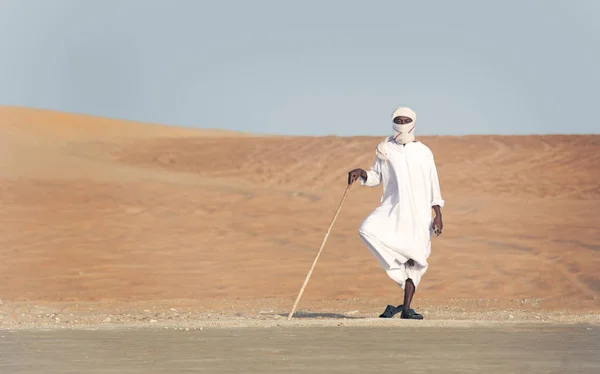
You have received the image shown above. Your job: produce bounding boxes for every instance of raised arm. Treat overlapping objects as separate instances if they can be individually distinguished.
[348,157,382,187]
[362,157,383,187]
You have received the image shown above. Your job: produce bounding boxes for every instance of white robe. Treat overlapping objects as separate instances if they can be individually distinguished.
[358,140,444,289]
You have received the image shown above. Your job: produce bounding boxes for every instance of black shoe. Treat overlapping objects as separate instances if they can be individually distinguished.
[400,308,423,320]
[379,304,404,318]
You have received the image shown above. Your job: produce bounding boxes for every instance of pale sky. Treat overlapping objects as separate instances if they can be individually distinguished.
[0,0,599,136]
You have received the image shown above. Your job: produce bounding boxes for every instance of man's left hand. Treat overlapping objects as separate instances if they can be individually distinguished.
[433,215,443,236]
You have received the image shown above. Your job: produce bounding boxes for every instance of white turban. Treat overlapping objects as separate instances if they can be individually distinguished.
[376,106,417,161]
[391,106,416,134]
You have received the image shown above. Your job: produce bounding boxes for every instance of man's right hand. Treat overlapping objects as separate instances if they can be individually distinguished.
[348,168,367,185]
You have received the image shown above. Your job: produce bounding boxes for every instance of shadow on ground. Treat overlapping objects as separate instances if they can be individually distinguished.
[277,312,365,319]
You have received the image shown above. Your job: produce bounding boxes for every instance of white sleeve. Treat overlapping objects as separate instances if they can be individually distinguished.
[429,153,445,207]
[361,157,382,187]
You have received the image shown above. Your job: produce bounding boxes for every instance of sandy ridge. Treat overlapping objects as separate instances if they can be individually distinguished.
[1,106,599,326]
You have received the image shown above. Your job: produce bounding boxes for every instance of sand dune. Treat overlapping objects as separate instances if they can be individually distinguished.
[1,106,599,321]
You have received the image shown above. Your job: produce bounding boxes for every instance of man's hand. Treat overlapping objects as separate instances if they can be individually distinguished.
[433,214,443,236]
[348,168,367,185]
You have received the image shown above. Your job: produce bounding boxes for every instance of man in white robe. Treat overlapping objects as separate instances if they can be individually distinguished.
[348,106,444,320]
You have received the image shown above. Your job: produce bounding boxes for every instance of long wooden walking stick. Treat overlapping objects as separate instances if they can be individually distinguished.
[287,183,352,320]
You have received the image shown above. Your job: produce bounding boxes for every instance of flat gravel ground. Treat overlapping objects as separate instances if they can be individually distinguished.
[1,322,598,373]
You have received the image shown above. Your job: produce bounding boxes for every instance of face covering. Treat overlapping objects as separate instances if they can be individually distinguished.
[391,107,416,145]
[393,123,416,144]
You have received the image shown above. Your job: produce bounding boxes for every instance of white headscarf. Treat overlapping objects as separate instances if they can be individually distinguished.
[376,106,417,161]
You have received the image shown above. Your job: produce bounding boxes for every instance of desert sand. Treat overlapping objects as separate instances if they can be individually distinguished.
[1,105,599,327]
[2,106,599,373]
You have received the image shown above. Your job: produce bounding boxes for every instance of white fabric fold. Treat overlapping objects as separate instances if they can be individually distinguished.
[358,140,444,289]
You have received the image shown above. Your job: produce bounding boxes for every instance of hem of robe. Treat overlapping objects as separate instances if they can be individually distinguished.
[386,262,427,289]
